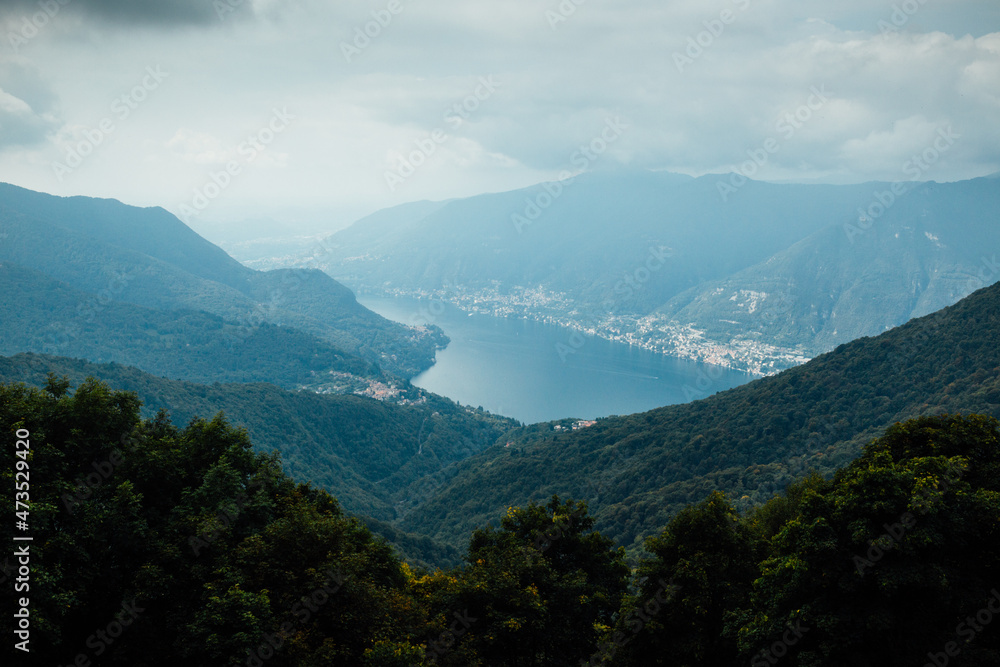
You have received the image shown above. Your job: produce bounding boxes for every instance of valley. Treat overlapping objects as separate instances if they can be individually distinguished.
[4,2,999,663]
[2,178,999,666]
[359,283,809,375]
[358,294,755,424]
[236,172,1000,378]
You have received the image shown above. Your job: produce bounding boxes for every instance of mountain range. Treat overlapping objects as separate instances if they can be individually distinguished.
[0,182,446,381]
[302,171,1000,374]
[393,279,1000,552]
[2,178,999,565]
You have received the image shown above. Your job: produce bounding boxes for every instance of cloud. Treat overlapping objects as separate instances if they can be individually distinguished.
[0,59,60,149]
[0,0,259,27]
[0,0,997,221]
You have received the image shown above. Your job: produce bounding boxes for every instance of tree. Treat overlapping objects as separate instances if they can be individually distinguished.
[739,415,1000,666]
[611,492,757,666]
[412,496,629,666]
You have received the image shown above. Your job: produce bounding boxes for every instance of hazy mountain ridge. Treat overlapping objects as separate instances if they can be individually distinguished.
[0,183,446,378]
[657,175,1000,357]
[299,171,999,374]
[317,172,879,312]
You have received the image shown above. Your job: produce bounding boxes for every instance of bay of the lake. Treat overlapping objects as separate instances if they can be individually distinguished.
[359,295,756,425]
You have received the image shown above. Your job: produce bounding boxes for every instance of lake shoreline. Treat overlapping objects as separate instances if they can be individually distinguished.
[359,293,756,424]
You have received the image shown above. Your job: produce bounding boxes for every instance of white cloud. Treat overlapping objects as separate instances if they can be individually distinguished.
[0,0,997,228]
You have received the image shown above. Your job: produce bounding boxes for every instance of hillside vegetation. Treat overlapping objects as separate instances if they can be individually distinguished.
[0,353,517,536]
[0,182,445,378]
[396,281,1000,552]
[2,379,997,665]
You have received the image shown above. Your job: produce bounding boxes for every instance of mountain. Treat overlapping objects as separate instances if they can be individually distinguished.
[0,182,446,378]
[317,171,878,314]
[656,175,1000,357]
[395,280,1000,552]
[4,345,998,666]
[0,351,518,566]
[307,170,999,374]
[0,263,381,387]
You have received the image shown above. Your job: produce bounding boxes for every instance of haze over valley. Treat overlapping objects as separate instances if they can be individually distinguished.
[2,1,1000,665]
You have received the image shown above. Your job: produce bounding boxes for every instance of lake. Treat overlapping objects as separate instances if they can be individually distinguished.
[359,295,756,424]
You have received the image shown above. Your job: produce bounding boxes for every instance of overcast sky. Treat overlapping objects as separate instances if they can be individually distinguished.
[0,0,998,237]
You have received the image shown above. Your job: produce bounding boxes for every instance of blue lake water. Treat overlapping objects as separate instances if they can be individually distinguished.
[359,295,756,425]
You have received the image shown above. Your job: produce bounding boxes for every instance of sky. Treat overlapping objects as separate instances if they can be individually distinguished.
[0,0,998,239]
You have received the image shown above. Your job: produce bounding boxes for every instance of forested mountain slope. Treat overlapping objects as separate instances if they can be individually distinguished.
[398,280,1000,551]
[657,174,1000,357]
[3,372,997,665]
[0,352,517,536]
[0,182,445,377]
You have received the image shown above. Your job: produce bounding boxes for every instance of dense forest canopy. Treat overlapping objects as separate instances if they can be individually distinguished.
[2,378,998,665]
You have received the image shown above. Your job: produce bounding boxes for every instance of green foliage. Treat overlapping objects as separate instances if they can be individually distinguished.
[0,379,416,665]
[0,354,519,563]
[398,281,1000,554]
[2,379,998,665]
[410,496,629,666]
[609,492,757,666]
[607,414,1000,666]
[737,415,1000,666]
